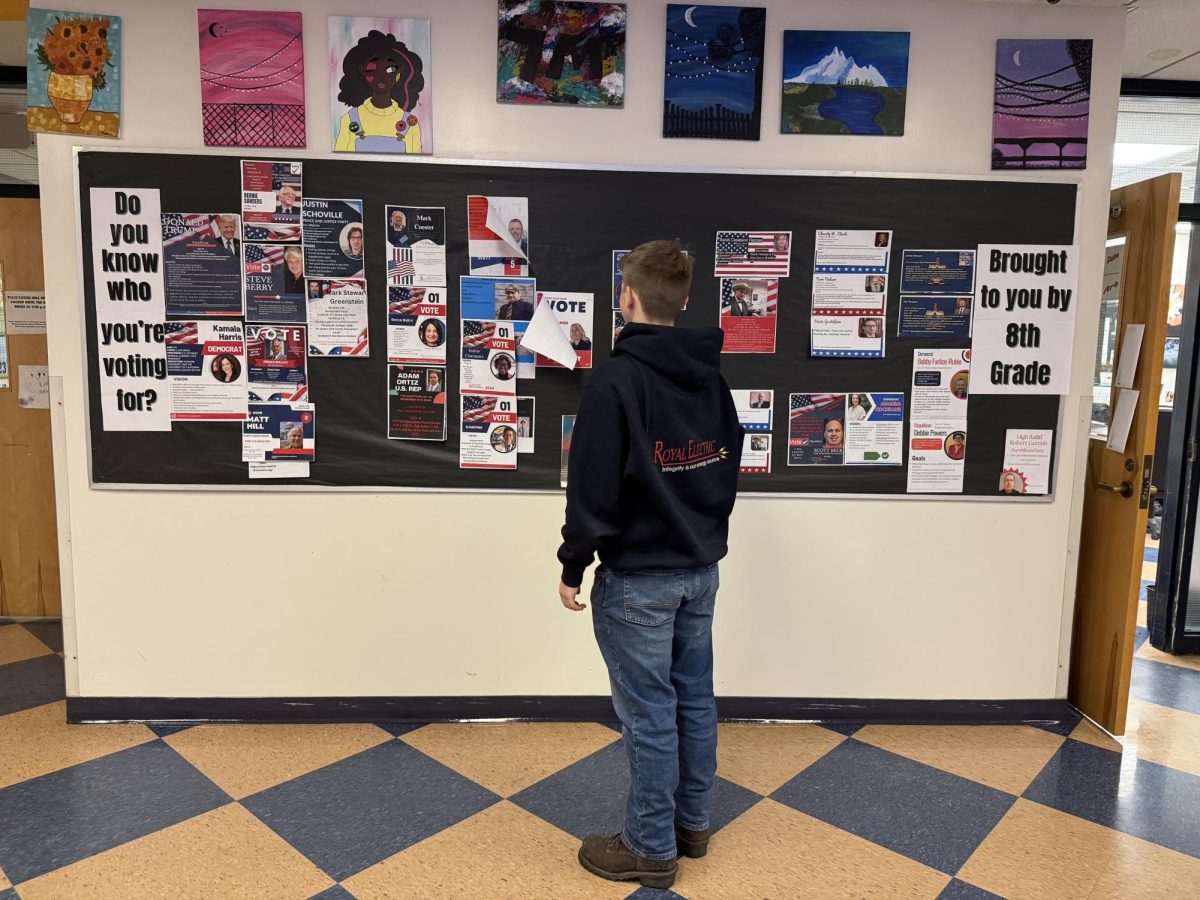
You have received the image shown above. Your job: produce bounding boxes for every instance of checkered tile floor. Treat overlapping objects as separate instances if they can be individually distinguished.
[2,561,1198,898]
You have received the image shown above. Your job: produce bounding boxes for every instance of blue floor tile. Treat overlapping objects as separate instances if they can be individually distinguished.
[147,724,197,738]
[628,888,687,899]
[510,740,760,843]
[0,654,65,717]
[1024,739,1200,858]
[0,888,18,900]
[19,620,64,654]
[1129,656,1200,715]
[242,739,498,882]
[1135,626,1150,651]
[308,886,355,899]
[372,722,426,738]
[1144,547,1159,563]
[771,739,1015,874]
[939,879,1003,899]
[817,722,864,736]
[1030,707,1082,737]
[0,741,229,884]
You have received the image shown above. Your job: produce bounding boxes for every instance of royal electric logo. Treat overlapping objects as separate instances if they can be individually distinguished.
[654,438,729,473]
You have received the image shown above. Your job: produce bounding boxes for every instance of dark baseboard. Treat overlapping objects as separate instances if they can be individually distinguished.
[67,695,1075,726]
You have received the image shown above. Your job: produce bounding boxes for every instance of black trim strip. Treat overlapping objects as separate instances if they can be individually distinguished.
[0,66,26,85]
[0,184,39,199]
[67,696,1076,726]
[1121,78,1200,98]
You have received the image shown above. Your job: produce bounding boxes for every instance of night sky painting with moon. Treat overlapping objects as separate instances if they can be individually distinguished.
[663,4,765,140]
[198,9,306,148]
[993,38,1092,170]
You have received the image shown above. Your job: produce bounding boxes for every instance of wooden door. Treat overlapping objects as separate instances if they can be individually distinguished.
[0,196,59,616]
[1070,173,1181,734]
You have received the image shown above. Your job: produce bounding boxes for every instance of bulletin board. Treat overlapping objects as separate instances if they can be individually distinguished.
[77,149,1073,496]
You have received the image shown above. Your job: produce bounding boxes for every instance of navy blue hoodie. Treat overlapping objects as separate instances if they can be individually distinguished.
[558,323,743,588]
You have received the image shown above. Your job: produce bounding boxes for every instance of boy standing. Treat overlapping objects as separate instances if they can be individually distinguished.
[557,240,743,889]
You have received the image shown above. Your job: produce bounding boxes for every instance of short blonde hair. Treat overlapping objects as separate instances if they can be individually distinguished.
[619,240,692,321]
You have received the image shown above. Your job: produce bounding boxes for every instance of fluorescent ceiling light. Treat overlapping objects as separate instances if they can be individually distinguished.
[1113,143,1193,166]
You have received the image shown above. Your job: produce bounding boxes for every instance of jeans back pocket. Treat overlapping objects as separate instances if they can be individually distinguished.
[622,571,684,627]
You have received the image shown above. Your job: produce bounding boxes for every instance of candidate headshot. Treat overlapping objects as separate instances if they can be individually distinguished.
[507,218,528,256]
[750,436,768,451]
[342,224,364,260]
[492,425,518,454]
[517,416,531,438]
[215,215,240,254]
[945,432,967,460]
[1000,471,1024,495]
[865,275,886,293]
[283,246,304,293]
[874,232,889,247]
[492,354,515,381]
[773,233,790,254]
[859,317,882,338]
[954,296,970,314]
[267,336,289,360]
[418,318,445,348]
[823,417,844,448]
[497,286,532,321]
[387,209,409,246]
[210,353,240,383]
[276,183,299,214]
[426,368,445,393]
[951,373,969,399]
[569,323,591,351]
[280,423,305,450]
[308,281,324,300]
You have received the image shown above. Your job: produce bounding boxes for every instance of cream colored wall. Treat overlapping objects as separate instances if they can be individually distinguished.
[39,0,1125,699]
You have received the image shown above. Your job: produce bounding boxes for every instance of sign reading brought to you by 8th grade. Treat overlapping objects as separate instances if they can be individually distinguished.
[971,244,1079,395]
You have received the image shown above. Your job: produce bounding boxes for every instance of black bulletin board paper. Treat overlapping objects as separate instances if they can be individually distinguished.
[78,150,1073,496]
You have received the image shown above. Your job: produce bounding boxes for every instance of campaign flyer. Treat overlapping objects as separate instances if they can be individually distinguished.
[733,389,773,432]
[461,319,517,396]
[813,229,891,273]
[461,275,537,323]
[811,272,888,311]
[714,231,791,278]
[1002,429,1053,495]
[242,401,315,461]
[811,313,885,358]
[912,349,971,419]
[906,421,967,493]
[719,278,777,354]
[387,364,447,441]
[301,198,364,279]
[787,393,846,466]
[612,250,628,309]
[241,160,302,242]
[898,295,972,338]
[386,205,447,287]
[387,286,447,365]
[161,213,244,317]
[460,393,519,469]
[246,324,307,401]
[561,415,575,487]
[900,250,976,295]
[741,433,772,475]
[613,310,627,344]
[164,321,247,421]
[844,392,904,466]
[535,291,594,368]
[517,396,536,453]
[244,243,306,323]
[306,278,368,357]
[248,460,310,480]
[468,195,529,276]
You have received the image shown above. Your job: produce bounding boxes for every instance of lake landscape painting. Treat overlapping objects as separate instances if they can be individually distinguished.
[781,30,909,136]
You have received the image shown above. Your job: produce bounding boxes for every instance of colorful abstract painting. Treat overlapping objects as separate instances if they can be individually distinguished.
[329,17,433,155]
[26,8,121,137]
[664,5,765,140]
[993,39,1092,170]
[781,30,909,136]
[497,2,626,107]
[198,10,305,148]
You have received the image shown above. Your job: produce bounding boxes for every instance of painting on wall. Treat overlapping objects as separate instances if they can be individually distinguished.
[993,39,1092,170]
[497,2,626,107]
[198,10,306,148]
[780,30,909,136]
[664,4,765,141]
[26,8,120,137]
[329,16,433,155]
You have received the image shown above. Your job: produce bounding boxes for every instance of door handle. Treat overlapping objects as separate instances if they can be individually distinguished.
[1097,480,1133,497]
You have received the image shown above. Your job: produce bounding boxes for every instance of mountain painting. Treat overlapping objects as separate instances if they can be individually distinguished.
[781,30,909,136]
[993,39,1092,170]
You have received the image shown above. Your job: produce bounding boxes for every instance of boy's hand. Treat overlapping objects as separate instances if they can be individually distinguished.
[559,581,586,611]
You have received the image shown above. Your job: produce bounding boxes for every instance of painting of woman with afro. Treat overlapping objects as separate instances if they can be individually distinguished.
[330,18,432,155]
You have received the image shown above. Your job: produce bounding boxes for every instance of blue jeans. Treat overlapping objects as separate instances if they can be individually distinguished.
[591,563,720,861]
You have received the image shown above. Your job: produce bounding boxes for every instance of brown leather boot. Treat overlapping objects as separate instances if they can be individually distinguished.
[577,833,678,888]
[675,822,711,858]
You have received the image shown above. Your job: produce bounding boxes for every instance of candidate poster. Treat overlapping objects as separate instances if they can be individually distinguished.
[460,393,519,469]
[811,272,889,311]
[813,229,891,273]
[301,198,364,279]
[164,320,247,421]
[843,392,903,465]
[461,275,537,322]
[243,401,315,461]
[811,313,885,358]
[517,396,536,453]
[719,278,777,354]
[912,349,971,419]
[386,206,446,287]
[561,414,575,487]
[244,243,306,323]
[1002,429,1052,495]
[733,388,773,431]
[89,187,170,432]
[907,421,967,493]
[535,291,594,368]
[246,324,307,401]
[787,393,845,466]
[306,278,368,356]
[461,320,517,396]
[740,433,771,475]
[161,213,244,318]
[388,364,447,441]
[387,286,447,365]
[468,195,529,275]
[900,250,976,295]
[612,250,628,309]
[714,231,791,278]
[898,295,972,338]
[241,160,302,242]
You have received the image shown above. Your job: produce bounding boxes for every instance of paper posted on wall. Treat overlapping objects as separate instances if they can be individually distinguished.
[305,278,368,357]
[386,205,446,287]
[241,160,302,242]
[517,396,535,453]
[1002,429,1052,495]
[164,320,247,421]
[911,349,970,419]
[468,195,529,275]
[534,291,593,368]
[246,324,307,401]
[18,365,49,409]
[907,421,967,493]
[741,433,771,474]
[461,320,517,396]
[387,364,447,441]
[732,389,773,431]
[161,213,244,318]
[843,392,903,465]
[242,401,315,461]
[460,393,519,469]
[302,198,364,279]
[387,287,447,365]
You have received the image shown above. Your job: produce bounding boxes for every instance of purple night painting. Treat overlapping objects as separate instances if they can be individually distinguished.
[992,38,1092,170]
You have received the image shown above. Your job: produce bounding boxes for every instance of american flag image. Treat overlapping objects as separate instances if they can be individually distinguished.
[790,393,844,419]
[244,243,286,270]
[715,232,789,276]
[389,248,417,284]
[164,323,199,344]
[463,394,496,422]
[463,320,495,348]
[244,223,301,243]
[321,327,370,357]
[164,215,219,249]
[721,279,779,316]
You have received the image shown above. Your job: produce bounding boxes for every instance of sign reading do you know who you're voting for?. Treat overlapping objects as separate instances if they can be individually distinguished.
[972,244,1078,394]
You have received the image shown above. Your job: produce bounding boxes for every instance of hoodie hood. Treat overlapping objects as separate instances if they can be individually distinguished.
[612,323,725,391]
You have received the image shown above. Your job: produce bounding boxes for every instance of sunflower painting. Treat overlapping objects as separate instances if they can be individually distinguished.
[27,8,121,137]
